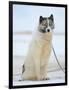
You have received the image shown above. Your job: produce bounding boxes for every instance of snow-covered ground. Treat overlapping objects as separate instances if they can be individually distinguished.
[13,54,65,86]
[13,70,65,86]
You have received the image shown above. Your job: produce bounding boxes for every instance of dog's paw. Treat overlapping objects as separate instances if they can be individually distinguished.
[42,77,49,80]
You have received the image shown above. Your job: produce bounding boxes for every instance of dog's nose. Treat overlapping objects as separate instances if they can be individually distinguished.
[47,29,50,32]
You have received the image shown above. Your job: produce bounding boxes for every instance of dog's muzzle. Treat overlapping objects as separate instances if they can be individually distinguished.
[40,29,50,33]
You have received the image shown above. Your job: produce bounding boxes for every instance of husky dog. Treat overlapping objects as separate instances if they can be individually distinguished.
[22,14,54,80]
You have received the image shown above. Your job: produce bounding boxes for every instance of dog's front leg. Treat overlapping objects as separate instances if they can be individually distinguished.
[34,59,40,80]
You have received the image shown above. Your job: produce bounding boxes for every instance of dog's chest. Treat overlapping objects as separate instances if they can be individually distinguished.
[33,36,51,59]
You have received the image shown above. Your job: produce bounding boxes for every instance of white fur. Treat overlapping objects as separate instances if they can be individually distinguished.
[22,27,53,80]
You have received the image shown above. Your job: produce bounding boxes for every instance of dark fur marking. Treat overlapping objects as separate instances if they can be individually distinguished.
[22,64,25,74]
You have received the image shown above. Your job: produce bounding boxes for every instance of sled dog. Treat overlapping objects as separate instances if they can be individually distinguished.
[22,14,55,80]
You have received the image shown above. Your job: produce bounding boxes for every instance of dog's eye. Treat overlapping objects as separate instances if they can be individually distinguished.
[42,20,48,27]
[49,21,52,26]
[49,20,54,29]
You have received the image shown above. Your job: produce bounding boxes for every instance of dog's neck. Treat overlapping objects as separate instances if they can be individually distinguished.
[32,28,52,45]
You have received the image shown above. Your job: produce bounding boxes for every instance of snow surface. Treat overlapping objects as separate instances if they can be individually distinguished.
[13,70,65,86]
[13,55,65,86]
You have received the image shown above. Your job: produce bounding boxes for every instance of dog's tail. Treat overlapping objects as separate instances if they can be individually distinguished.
[22,64,25,74]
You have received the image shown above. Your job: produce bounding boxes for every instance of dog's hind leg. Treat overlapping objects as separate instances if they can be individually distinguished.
[22,64,25,74]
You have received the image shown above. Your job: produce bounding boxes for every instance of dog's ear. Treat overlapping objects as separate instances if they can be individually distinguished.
[49,14,54,22]
[39,16,43,23]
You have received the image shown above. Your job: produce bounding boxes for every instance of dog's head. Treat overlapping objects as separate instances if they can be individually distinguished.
[38,14,55,33]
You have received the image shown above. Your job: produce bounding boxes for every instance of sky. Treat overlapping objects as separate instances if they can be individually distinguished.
[13,4,65,33]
